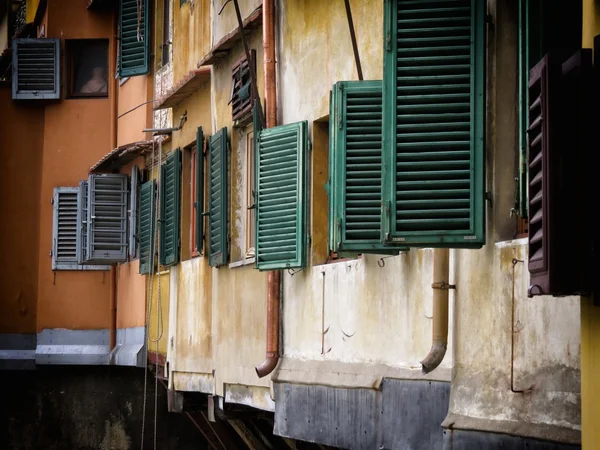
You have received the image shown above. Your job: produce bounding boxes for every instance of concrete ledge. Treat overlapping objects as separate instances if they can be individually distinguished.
[109,327,146,367]
[36,329,110,365]
[0,333,36,370]
[443,427,580,450]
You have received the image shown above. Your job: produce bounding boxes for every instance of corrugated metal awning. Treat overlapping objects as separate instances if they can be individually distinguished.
[153,68,211,110]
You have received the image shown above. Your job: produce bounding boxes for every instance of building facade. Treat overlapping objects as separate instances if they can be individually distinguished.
[1,0,599,449]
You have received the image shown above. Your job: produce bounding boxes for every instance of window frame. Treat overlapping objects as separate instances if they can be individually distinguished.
[65,39,109,99]
[191,144,200,257]
[245,125,256,259]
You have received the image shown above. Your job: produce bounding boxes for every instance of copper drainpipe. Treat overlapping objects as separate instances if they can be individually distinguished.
[109,11,119,351]
[421,249,451,374]
[255,0,280,378]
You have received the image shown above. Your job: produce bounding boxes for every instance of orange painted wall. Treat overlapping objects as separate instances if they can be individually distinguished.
[35,1,116,331]
[117,76,154,147]
[0,89,45,334]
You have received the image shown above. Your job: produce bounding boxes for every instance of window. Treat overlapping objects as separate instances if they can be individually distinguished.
[12,38,60,100]
[245,126,256,259]
[162,0,171,66]
[255,121,309,271]
[66,39,109,98]
[381,0,486,248]
[230,50,256,124]
[119,0,150,78]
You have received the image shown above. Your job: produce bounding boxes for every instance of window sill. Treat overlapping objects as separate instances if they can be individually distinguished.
[229,257,255,269]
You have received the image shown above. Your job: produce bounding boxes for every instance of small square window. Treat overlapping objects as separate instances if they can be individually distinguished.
[66,39,109,98]
[229,50,256,123]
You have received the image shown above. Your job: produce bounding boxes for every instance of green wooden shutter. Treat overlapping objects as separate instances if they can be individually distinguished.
[139,180,156,274]
[119,0,150,78]
[382,0,485,248]
[255,121,308,270]
[329,80,408,255]
[195,128,205,254]
[86,174,129,263]
[160,149,182,266]
[208,128,228,267]
[129,165,139,259]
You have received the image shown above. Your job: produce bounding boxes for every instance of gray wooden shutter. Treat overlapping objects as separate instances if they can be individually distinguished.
[52,187,79,270]
[139,180,156,274]
[129,165,139,259]
[12,38,60,100]
[329,80,407,255]
[160,149,182,266]
[76,180,89,264]
[208,128,228,267]
[255,121,308,270]
[119,0,150,77]
[86,174,129,263]
[195,128,205,254]
[382,0,486,248]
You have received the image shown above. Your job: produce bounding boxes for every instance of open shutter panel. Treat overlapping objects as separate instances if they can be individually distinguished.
[129,165,139,259]
[208,128,229,267]
[52,188,79,270]
[139,180,156,274]
[160,149,182,266]
[12,38,60,100]
[256,121,308,270]
[330,81,408,255]
[76,180,89,264]
[86,174,129,263]
[119,0,150,77]
[195,128,205,254]
[383,0,486,248]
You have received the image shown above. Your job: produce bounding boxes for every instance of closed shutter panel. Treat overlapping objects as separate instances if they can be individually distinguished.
[139,180,156,274]
[195,128,205,254]
[330,81,407,255]
[86,174,129,263]
[256,121,308,270]
[383,0,485,247]
[119,0,150,77]
[129,165,139,259]
[76,180,89,264]
[160,149,182,266]
[52,187,79,270]
[12,38,60,100]
[208,128,228,267]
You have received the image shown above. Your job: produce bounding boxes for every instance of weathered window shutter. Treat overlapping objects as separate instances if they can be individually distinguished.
[12,38,60,100]
[160,149,182,266]
[382,0,486,248]
[255,121,308,270]
[208,128,229,267]
[52,187,79,270]
[86,174,129,263]
[329,80,407,255]
[119,0,150,78]
[139,180,156,274]
[76,180,89,264]
[195,128,205,254]
[129,165,140,259]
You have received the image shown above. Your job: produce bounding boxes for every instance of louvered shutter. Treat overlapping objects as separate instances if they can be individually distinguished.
[12,38,60,100]
[160,149,182,266]
[329,81,408,255]
[208,128,228,267]
[86,174,129,263]
[76,180,89,264]
[195,128,205,254]
[119,0,150,78]
[139,180,156,274]
[255,121,308,270]
[129,165,140,259]
[382,0,486,248]
[52,187,79,270]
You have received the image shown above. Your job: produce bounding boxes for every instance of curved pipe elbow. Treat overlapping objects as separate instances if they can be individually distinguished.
[255,353,279,378]
[420,342,447,375]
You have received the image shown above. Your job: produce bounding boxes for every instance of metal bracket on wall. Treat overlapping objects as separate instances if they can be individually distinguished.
[431,282,456,290]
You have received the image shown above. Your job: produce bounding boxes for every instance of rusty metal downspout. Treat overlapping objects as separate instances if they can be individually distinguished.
[421,249,452,374]
[255,0,280,378]
[109,10,119,351]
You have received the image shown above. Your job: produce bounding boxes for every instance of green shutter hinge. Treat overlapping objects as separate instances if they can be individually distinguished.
[382,200,391,243]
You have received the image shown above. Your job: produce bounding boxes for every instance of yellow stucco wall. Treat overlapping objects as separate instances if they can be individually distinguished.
[174,0,211,81]
[582,3,600,447]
